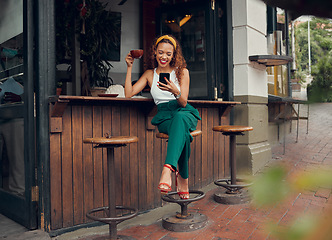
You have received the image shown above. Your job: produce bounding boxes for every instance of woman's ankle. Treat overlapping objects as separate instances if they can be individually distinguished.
[163,164,174,172]
[177,174,188,191]
[159,167,172,183]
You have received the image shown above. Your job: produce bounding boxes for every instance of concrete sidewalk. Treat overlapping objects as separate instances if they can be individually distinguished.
[52,102,332,240]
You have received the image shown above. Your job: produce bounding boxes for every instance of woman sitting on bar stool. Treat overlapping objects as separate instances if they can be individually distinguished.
[125,35,201,199]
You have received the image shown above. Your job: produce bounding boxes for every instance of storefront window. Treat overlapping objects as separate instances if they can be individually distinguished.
[161,8,208,98]
[156,0,229,100]
[266,7,290,97]
[0,0,25,198]
[0,34,25,197]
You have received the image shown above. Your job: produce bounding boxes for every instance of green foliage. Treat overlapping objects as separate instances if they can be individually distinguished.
[56,0,120,88]
[292,17,332,102]
[292,18,332,83]
[251,166,289,207]
[250,165,332,239]
[78,1,120,87]
[308,54,332,102]
[268,214,319,240]
[292,167,332,190]
[55,0,75,63]
[293,70,307,85]
[311,55,332,88]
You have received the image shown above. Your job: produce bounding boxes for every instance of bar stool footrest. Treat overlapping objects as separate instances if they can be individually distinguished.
[86,206,138,225]
[214,178,252,192]
[161,190,205,204]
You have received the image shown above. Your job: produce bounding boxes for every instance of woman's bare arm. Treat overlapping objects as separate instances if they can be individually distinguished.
[124,53,150,98]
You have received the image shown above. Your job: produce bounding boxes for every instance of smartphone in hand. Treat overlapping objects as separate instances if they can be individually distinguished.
[159,73,170,85]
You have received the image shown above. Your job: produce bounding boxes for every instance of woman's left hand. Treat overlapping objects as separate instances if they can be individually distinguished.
[158,78,180,96]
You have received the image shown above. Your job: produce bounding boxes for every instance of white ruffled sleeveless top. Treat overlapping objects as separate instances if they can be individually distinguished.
[150,68,180,105]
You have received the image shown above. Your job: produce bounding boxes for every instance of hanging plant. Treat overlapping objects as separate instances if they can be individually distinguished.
[56,0,121,90]
[56,0,76,64]
[78,0,89,34]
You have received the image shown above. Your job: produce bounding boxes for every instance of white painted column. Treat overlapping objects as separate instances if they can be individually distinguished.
[231,0,272,174]
[232,0,268,98]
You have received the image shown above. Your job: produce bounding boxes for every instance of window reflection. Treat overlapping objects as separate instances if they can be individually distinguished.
[0,34,25,197]
[161,8,208,98]
[266,8,289,97]
[0,34,24,85]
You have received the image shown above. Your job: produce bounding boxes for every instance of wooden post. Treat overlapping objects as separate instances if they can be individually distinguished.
[71,18,81,96]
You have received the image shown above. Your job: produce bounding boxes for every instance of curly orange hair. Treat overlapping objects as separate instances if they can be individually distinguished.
[145,35,187,84]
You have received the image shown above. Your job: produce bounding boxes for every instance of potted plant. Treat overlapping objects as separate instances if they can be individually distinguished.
[56,81,63,95]
[56,0,120,95]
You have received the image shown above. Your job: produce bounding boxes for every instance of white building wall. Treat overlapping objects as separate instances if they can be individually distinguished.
[232,0,268,98]
[232,0,272,174]
[101,0,142,84]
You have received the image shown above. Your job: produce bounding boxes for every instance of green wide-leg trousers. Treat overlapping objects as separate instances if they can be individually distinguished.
[152,101,200,179]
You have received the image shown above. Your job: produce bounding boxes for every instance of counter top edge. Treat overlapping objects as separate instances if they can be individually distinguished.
[50,95,241,105]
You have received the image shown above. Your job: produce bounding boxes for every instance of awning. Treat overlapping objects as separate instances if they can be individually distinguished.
[262,0,332,19]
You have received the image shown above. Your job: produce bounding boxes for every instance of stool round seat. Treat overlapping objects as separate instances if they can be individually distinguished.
[83,136,138,146]
[212,125,253,134]
[156,129,202,139]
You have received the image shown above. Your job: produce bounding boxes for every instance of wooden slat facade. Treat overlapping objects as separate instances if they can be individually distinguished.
[49,97,234,230]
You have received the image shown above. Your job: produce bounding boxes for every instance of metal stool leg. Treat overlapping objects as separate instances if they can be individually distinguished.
[86,146,138,240]
[107,147,117,240]
[230,134,236,186]
[84,137,139,240]
[214,132,251,204]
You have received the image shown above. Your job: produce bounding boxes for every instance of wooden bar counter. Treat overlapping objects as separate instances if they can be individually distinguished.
[48,96,240,231]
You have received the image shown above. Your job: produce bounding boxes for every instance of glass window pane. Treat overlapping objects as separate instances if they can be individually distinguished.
[161,8,208,98]
[0,0,25,197]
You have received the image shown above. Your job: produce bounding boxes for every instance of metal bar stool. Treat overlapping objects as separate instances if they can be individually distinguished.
[156,130,208,232]
[83,136,139,240]
[212,125,253,204]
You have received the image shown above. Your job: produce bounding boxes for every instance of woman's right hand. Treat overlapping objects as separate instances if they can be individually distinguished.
[125,53,134,68]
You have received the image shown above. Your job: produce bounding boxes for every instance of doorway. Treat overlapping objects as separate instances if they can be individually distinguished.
[0,0,37,229]
[156,0,231,100]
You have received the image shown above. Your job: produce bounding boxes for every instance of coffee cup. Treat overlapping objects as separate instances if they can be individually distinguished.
[130,49,144,59]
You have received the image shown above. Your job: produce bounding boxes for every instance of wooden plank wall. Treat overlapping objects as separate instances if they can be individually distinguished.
[49,102,230,230]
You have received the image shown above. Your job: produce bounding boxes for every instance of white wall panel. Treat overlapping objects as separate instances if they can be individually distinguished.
[248,65,268,97]
[247,0,266,35]
[247,27,267,56]
[232,0,247,27]
[233,64,248,95]
[233,27,248,65]
[232,0,268,97]
[101,0,141,84]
